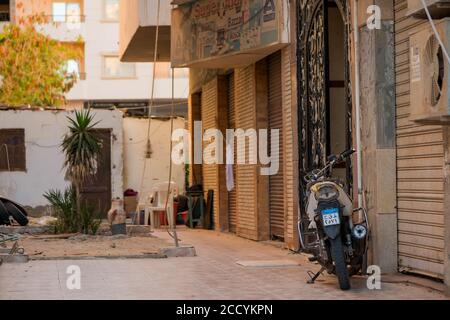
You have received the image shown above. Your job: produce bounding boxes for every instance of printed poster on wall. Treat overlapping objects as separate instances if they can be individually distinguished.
[171,0,280,67]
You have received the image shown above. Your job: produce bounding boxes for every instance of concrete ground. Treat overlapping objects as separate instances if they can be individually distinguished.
[0,229,447,300]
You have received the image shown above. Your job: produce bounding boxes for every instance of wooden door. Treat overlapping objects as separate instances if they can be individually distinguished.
[80,129,112,218]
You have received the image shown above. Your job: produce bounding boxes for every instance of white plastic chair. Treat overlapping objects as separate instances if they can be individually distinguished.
[137,181,178,229]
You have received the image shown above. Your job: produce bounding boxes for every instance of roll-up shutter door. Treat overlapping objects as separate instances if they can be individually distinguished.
[281,46,296,244]
[395,0,445,278]
[235,65,258,240]
[268,51,285,239]
[227,73,238,233]
[202,79,219,228]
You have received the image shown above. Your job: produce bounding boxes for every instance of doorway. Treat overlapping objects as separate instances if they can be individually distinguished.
[0,0,10,21]
[80,129,112,218]
[297,0,353,210]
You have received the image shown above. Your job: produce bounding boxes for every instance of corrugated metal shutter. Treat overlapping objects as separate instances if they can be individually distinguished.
[202,79,219,228]
[281,46,296,244]
[267,51,285,239]
[235,65,258,240]
[227,73,238,233]
[395,0,445,278]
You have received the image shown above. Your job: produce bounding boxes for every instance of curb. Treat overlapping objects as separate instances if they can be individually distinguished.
[29,253,168,261]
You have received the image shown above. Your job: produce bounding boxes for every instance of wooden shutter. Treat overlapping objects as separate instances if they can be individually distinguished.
[235,65,259,240]
[267,51,285,239]
[227,73,238,233]
[201,77,228,230]
[281,46,296,244]
[202,79,219,229]
[395,0,445,278]
[0,129,26,172]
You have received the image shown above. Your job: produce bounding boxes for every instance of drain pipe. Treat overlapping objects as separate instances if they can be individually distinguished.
[353,0,363,209]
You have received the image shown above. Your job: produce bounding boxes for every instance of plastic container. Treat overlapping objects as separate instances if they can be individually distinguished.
[111,223,126,235]
[179,211,188,224]
[156,202,179,226]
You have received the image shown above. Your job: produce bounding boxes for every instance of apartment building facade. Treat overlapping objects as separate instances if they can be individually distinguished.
[5,0,188,113]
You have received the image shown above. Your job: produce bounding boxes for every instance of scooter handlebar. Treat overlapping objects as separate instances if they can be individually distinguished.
[340,149,356,160]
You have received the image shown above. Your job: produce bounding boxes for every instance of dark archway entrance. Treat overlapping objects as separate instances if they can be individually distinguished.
[296,0,353,224]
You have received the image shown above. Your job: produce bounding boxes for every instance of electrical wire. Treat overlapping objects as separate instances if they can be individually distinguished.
[163,3,180,247]
[163,64,179,247]
[138,0,161,202]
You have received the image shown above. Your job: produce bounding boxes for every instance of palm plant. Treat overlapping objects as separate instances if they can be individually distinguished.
[43,187,78,233]
[61,109,101,217]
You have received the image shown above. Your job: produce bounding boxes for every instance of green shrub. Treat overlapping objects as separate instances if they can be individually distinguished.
[43,187,78,234]
[44,187,102,235]
[79,205,102,235]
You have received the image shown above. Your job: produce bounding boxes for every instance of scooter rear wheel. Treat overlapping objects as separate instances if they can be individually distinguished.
[330,237,351,290]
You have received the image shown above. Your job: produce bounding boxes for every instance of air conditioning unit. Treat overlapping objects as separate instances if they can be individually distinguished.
[409,18,450,124]
[407,0,450,18]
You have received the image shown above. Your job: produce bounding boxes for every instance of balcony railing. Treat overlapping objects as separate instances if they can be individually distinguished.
[0,12,10,22]
[46,15,86,23]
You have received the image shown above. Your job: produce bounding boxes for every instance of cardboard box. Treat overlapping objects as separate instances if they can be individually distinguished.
[124,196,138,215]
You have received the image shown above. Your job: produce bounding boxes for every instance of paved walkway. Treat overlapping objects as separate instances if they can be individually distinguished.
[0,229,447,300]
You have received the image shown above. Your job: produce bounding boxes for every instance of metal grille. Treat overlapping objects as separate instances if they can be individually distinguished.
[296,0,353,216]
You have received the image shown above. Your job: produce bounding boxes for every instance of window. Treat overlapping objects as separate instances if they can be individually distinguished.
[103,0,119,21]
[64,59,81,78]
[52,1,82,23]
[102,55,136,78]
[0,129,26,172]
[61,42,85,79]
[0,1,10,22]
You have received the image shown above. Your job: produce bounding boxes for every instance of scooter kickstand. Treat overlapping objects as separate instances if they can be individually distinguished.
[307,267,326,284]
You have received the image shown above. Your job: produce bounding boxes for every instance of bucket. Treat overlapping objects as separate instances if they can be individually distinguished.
[179,211,188,224]
[156,202,179,226]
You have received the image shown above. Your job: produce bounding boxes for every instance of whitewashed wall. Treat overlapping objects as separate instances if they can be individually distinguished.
[123,117,185,198]
[0,109,124,213]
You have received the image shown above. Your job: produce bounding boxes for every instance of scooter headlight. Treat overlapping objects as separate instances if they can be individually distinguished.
[315,185,339,201]
[352,225,367,240]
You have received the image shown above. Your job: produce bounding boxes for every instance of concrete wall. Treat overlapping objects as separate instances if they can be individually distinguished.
[123,117,185,198]
[0,109,124,214]
[357,0,397,273]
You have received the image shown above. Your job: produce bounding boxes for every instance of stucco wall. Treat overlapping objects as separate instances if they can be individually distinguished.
[0,109,124,214]
[123,117,185,197]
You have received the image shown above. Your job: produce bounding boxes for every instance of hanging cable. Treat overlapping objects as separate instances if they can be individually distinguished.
[163,66,180,247]
[163,2,180,247]
[138,0,161,201]
[129,0,161,233]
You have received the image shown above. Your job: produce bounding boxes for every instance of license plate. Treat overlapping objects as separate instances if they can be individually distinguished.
[322,208,340,226]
